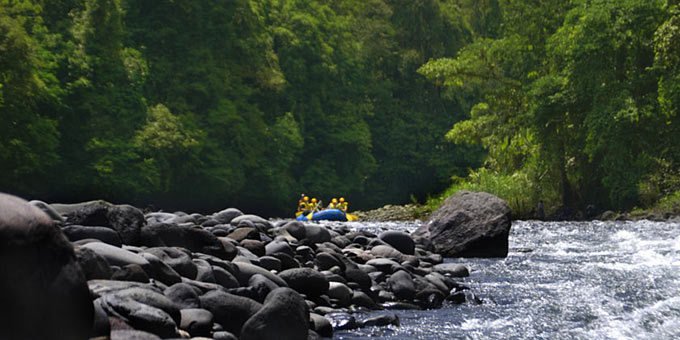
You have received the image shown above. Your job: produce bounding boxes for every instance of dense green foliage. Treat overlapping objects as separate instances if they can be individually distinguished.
[421,0,680,217]
[0,0,480,215]
[3,0,679,217]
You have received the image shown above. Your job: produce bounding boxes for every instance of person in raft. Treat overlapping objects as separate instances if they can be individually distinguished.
[310,198,322,212]
[327,198,338,209]
[296,195,310,216]
[338,197,349,212]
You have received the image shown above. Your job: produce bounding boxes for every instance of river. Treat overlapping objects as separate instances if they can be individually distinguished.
[334,220,680,339]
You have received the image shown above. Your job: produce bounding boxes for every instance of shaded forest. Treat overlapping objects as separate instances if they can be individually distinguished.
[1,0,679,217]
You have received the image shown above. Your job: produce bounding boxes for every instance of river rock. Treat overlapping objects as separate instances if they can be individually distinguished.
[359,313,400,327]
[110,329,162,340]
[199,290,263,336]
[213,208,243,224]
[180,308,213,337]
[145,247,197,279]
[62,224,123,246]
[278,268,329,297]
[379,230,415,255]
[141,222,235,260]
[227,227,260,242]
[231,214,272,231]
[432,263,470,277]
[304,225,332,244]
[387,270,416,300]
[412,191,512,257]
[53,200,145,245]
[233,261,287,287]
[240,287,309,340]
[111,287,182,325]
[81,241,151,270]
[309,313,333,338]
[99,294,177,338]
[0,193,93,340]
[112,264,150,283]
[75,245,113,280]
[164,283,202,309]
[328,281,353,306]
[140,252,182,285]
[29,200,65,222]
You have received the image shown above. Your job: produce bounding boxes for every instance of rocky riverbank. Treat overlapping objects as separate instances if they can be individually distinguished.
[353,204,432,222]
[1,193,482,340]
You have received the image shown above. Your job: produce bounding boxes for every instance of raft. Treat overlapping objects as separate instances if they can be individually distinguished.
[296,209,357,222]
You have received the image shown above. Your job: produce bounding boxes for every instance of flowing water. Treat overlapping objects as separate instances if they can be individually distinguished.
[334,220,680,339]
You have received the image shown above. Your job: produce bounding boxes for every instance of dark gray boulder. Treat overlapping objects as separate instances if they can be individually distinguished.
[140,252,182,285]
[164,283,202,309]
[0,193,94,340]
[213,208,243,224]
[432,263,470,277]
[111,264,150,283]
[233,262,287,287]
[98,294,177,338]
[412,191,512,257]
[110,329,162,340]
[240,287,309,340]
[378,230,415,255]
[53,200,145,245]
[199,290,263,336]
[265,240,294,257]
[387,270,416,300]
[81,241,151,269]
[231,214,272,231]
[180,308,213,337]
[75,246,113,280]
[278,268,329,297]
[309,313,333,338]
[227,227,260,242]
[62,225,123,246]
[111,287,182,325]
[141,223,235,260]
[304,225,332,244]
[145,247,197,279]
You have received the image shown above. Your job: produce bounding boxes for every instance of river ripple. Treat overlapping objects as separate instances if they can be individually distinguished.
[334,220,680,339]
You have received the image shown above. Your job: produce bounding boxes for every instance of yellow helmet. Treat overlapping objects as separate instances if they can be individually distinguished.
[339,197,345,202]
[332,198,338,203]
[303,196,309,201]
[311,198,317,203]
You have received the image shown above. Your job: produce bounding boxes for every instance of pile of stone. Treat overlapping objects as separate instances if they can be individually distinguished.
[1,193,482,340]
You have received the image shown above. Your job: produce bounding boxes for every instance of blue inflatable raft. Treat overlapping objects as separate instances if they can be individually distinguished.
[296,209,347,222]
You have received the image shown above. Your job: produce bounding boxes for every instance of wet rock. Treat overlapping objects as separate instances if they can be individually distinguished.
[75,246,113,280]
[309,313,333,338]
[358,313,400,327]
[432,263,470,277]
[241,287,309,340]
[227,227,260,242]
[248,274,280,302]
[0,194,94,340]
[304,225,332,244]
[345,267,372,292]
[378,230,415,255]
[240,239,265,256]
[199,290,262,336]
[110,329,162,340]
[82,241,151,269]
[88,280,160,298]
[111,264,150,283]
[370,245,405,261]
[231,214,272,232]
[62,225,123,246]
[326,312,358,330]
[265,240,294,257]
[99,294,177,338]
[145,247,197,279]
[327,281,353,307]
[315,252,342,271]
[213,265,240,289]
[111,287,181,325]
[412,191,512,257]
[28,200,64,223]
[140,252,182,285]
[387,270,416,300]
[351,291,379,309]
[213,208,243,224]
[278,268,329,297]
[193,259,216,283]
[258,255,282,272]
[233,262,287,287]
[53,200,145,245]
[180,308,213,337]
[164,283,201,309]
[141,223,235,260]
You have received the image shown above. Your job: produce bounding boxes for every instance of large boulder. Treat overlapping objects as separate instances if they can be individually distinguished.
[0,193,93,340]
[62,225,123,247]
[53,200,145,245]
[412,191,512,258]
[141,223,235,260]
[199,290,263,336]
[378,230,415,255]
[240,288,309,340]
